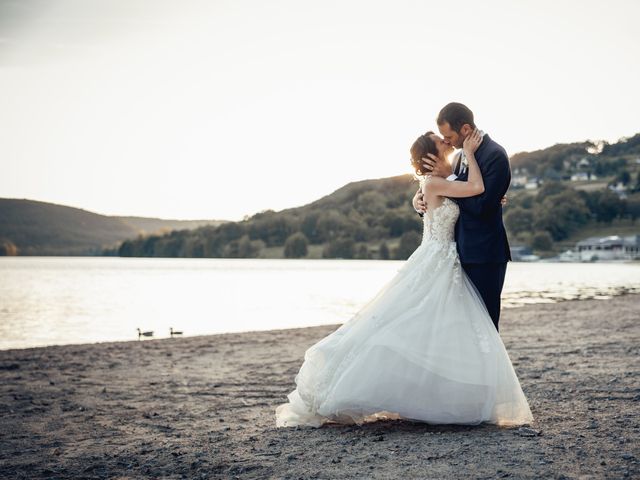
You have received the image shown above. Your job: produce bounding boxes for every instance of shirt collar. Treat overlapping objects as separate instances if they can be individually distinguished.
[460,129,486,163]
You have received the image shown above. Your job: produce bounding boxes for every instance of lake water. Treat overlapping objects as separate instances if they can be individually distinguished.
[1,257,639,350]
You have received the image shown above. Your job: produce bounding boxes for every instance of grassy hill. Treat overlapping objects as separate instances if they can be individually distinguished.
[117,174,422,259]
[0,199,225,256]
[113,216,226,236]
[116,133,640,260]
[3,132,639,259]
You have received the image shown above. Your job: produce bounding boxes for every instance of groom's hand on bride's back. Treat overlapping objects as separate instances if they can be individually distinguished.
[413,189,427,214]
[421,154,452,178]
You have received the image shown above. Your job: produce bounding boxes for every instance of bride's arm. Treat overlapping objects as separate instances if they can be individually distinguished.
[424,130,484,198]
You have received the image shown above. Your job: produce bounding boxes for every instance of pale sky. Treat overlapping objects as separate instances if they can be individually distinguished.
[1,0,639,220]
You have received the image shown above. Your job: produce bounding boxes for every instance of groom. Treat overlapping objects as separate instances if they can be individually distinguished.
[413,102,511,331]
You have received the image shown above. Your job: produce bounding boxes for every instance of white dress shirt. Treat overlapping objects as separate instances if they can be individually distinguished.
[446,130,485,181]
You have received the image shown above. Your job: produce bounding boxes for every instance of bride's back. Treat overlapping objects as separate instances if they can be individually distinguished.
[422,195,459,245]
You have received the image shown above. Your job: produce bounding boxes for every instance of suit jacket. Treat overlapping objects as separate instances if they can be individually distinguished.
[452,134,512,264]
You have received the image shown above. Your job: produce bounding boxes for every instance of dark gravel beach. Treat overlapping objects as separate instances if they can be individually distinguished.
[1,294,639,479]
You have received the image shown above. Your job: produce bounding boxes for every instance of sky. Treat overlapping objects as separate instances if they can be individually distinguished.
[1,0,639,221]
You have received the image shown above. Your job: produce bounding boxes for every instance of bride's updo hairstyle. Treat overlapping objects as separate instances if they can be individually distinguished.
[410,131,438,177]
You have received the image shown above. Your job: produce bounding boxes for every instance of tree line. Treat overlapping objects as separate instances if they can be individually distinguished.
[114,133,640,260]
[505,181,640,252]
[115,175,426,260]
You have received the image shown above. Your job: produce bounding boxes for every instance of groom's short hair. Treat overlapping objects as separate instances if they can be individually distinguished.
[437,103,476,132]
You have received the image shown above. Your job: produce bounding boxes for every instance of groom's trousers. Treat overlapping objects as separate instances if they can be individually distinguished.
[461,262,507,332]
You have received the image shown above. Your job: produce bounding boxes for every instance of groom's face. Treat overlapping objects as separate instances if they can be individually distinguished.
[438,122,471,149]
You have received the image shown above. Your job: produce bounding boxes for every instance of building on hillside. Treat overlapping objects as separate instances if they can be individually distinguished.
[575,235,640,261]
[578,157,591,168]
[510,245,540,262]
[511,174,528,188]
[570,172,598,181]
[557,249,580,262]
[571,172,589,182]
[608,182,628,199]
[524,177,539,190]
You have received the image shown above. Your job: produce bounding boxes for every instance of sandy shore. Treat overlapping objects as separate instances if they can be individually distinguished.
[1,295,639,479]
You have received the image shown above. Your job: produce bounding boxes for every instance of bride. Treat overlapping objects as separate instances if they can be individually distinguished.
[275,129,533,428]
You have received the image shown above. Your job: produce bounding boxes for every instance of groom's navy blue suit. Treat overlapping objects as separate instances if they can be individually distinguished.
[452,134,511,331]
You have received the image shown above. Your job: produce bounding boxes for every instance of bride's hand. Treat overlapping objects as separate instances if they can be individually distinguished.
[421,153,453,178]
[463,129,482,155]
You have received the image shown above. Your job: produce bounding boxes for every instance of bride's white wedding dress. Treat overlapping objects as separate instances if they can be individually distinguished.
[275,195,533,428]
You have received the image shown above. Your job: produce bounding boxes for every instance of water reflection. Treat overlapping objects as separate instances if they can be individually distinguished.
[0,258,638,350]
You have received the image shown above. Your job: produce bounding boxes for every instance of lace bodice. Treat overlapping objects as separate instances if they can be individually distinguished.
[421,197,459,244]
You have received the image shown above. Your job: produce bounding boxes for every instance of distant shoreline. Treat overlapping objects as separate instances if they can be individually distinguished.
[2,254,640,264]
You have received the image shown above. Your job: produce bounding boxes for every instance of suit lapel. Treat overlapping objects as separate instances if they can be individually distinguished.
[459,134,491,180]
[475,134,491,163]
[453,151,463,176]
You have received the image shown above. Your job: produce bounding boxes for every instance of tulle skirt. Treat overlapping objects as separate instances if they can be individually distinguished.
[275,239,533,428]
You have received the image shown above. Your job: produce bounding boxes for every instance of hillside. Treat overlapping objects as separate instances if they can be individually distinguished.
[3,133,639,259]
[117,133,640,260]
[510,132,640,181]
[117,174,421,259]
[113,216,226,235]
[0,199,225,256]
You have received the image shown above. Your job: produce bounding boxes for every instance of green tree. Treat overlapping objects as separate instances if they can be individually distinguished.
[118,239,135,256]
[355,244,370,259]
[248,214,296,247]
[537,181,567,201]
[322,237,355,259]
[224,235,263,258]
[393,231,421,260]
[625,193,640,222]
[187,237,205,258]
[595,190,625,223]
[385,192,409,209]
[346,209,371,241]
[379,242,390,260]
[300,212,320,243]
[284,232,309,258]
[163,235,186,257]
[381,211,405,237]
[633,171,640,193]
[142,236,159,256]
[316,211,349,242]
[217,221,246,243]
[355,191,387,216]
[601,133,640,156]
[382,211,422,237]
[511,193,535,210]
[533,189,589,240]
[617,171,631,185]
[531,231,553,251]
[583,189,625,223]
[504,207,534,236]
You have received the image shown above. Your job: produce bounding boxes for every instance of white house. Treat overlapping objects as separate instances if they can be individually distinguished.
[571,172,589,182]
[578,157,591,168]
[576,235,640,261]
[524,177,539,190]
[511,175,528,188]
[609,182,628,199]
[570,172,598,181]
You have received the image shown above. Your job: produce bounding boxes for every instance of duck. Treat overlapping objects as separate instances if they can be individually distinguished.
[137,328,154,339]
[170,327,183,337]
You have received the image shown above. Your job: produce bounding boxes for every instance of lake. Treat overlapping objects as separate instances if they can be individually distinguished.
[1,257,639,350]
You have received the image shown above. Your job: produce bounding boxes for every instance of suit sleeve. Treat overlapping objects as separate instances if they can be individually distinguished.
[455,149,510,217]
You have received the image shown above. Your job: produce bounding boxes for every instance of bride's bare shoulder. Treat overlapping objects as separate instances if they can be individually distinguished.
[420,175,447,190]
